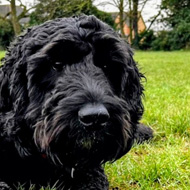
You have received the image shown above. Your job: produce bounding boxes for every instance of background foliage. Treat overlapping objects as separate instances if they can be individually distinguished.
[29,0,115,27]
[0,18,14,49]
[158,0,190,50]
[0,0,190,50]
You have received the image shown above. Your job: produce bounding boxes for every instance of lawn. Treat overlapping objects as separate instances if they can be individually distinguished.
[106,51,190,190]
[0,51,190,190]
[0,51,5,62]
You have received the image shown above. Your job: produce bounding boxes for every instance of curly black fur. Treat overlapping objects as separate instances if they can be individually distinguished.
[0,15,153,189]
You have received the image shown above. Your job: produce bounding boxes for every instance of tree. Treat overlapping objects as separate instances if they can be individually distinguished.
[161,0,190,49]
[132,0,138,47]
[3,0,36,35]
[97,0,151,47]
[131,0,151,48]
[9,0,21,35]
[0,18,14,48]
[30,0,114,28]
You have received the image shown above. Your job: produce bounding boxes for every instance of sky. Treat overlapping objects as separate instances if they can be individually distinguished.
[1,0,162,30]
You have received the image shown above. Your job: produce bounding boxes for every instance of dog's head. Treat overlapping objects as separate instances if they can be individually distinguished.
[0,15,144,168]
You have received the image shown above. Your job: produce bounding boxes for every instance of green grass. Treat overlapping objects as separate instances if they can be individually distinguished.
[0,51,190,189]
[106,51,190,190]
[0,51,5,61]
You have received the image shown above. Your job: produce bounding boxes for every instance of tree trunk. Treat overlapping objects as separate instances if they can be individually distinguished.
[132,0,139,48]
[118,0,125,38]
[10,0,21,35]
[128,0,133,43]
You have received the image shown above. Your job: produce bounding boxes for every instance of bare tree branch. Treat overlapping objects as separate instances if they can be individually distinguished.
[146,10,161,31]
[139,0,149,13]
[95,1,117,8]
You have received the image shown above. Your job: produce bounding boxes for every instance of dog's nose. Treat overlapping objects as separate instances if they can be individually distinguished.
[78,104,110,129]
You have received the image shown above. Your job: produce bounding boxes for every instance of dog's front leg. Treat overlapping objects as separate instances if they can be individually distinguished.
[70,166,109,190]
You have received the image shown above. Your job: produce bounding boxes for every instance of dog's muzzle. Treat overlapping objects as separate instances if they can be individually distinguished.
[78,104,110,130]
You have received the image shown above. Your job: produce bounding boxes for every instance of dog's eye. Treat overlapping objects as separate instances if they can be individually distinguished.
[52,62,65,71]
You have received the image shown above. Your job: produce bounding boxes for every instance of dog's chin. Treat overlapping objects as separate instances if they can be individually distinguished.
[75,133,107,162]
[48,128,118,167]
[70,141,110,168]
[79,135,101,150]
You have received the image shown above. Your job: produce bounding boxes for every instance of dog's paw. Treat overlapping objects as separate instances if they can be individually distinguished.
[134,123,154,144]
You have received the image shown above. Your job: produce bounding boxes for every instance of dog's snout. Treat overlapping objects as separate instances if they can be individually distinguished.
[78,104,110,129]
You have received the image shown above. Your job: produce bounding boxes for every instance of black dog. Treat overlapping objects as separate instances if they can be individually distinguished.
[0,15,153,189]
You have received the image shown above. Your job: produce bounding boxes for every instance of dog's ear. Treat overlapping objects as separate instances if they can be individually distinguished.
[2,36,30,115]
[0,59,32,157]
[121,52,144,123]
[0,67,12,112]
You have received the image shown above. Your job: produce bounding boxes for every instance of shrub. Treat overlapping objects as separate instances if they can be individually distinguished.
[0,18,14,49]
[151,26,190,51]
[151,30,172,51]
[138,30,156,50]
